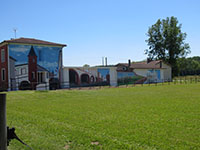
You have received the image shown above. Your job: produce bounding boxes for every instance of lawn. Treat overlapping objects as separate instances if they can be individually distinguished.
[5,83,200,150]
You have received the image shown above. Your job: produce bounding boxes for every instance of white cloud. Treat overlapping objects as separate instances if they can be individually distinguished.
[9,45,30,53]
[39,61,58,68]
[35,46,54,50]
[35,46,44,50]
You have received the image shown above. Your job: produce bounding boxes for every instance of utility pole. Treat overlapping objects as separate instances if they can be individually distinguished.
[0,94,7,150]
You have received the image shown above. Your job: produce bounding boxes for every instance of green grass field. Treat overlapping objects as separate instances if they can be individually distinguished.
[5,83,200,150]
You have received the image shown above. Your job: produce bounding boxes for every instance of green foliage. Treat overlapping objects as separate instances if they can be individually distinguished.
[145,16,190,76]
[6,84,200,150]
[83,64,90,67]
[177,56,200,75]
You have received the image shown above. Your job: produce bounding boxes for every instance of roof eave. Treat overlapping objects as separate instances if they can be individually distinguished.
[7,42,67,47]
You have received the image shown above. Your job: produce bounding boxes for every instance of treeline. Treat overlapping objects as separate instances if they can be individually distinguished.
[177,56,200,76]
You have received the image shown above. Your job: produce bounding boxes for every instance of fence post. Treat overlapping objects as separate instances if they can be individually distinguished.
[0,94,7,150]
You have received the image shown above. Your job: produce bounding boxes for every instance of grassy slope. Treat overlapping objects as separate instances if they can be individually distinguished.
[6,84,200,150]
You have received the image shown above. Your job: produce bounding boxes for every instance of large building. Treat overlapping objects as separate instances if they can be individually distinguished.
[0,37,172,91]
[0,38,66,91]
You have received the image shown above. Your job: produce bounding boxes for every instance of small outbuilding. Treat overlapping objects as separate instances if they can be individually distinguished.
[116,60,172,84]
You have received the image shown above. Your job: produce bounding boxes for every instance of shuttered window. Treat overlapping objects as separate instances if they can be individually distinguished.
[1,68,6,81]
[1,49,5,63]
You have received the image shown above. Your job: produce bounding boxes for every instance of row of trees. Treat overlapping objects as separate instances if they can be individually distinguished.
[177,56,200,76]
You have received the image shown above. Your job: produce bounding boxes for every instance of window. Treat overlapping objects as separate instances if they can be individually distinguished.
[123,67,127,71]
[32,72,35,79]
[15,68,20,75]
[33,58,35,63]
[21,68,26,75]
[18,69,21,75]
[1,68,6,81]
[46,73,49,79]
[1,49,5,63]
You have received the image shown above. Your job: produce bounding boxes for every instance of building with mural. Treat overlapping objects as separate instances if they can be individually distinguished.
[116,60,172,84]
[62,66,118,88]
[0,37,172,91]
[0,38,66,91]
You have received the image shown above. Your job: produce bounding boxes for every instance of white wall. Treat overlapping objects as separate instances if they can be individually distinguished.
[110,67,118,86]
[62,68,69,88]
[162,63,172,81]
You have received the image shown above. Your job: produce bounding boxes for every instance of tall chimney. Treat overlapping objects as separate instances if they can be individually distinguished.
[128,59,131,67]
[147,58,151,63]
[160,61,162,68]
[105,57,107,66]
[102,57,104,66]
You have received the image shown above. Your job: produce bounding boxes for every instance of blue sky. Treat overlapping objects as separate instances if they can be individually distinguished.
[1,0,200,66]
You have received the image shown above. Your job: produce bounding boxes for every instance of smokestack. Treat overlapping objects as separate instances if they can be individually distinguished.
[105,57,107,66]
[160,61,162,68]
[128,59,131,67]
[102,57,104,66]
[147,58,151,63]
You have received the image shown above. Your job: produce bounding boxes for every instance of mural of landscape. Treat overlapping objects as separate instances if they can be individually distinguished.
[117,72,144,85]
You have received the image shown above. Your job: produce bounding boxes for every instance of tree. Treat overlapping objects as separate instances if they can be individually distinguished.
[83,64,90,67]
[177,56,200,75]
[145,16,190,76]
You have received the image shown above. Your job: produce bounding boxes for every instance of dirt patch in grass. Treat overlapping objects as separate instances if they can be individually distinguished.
[91,141,99,145]
[64,144,70,150]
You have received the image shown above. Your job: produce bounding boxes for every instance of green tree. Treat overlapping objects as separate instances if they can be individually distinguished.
[177,56,200,75]
[83,64,90,67]
[145,16,190,76]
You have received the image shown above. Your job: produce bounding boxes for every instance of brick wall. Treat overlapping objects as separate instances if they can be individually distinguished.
[0,44,9,90]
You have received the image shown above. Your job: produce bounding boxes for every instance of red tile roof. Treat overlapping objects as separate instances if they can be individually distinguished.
[131,60,162,69]
[116,60,167,69]
[2,37,66,47]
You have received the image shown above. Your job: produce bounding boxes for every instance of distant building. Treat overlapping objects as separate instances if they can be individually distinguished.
[0,38,66,91]
[116,60,172,84]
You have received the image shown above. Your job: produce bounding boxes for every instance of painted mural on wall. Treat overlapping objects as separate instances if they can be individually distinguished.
[9,44,61,77]
[68,67,111,87]
[8,44,62,89]
[97,68,110,82]
[117,72,143,85]
[147,69,161,82]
